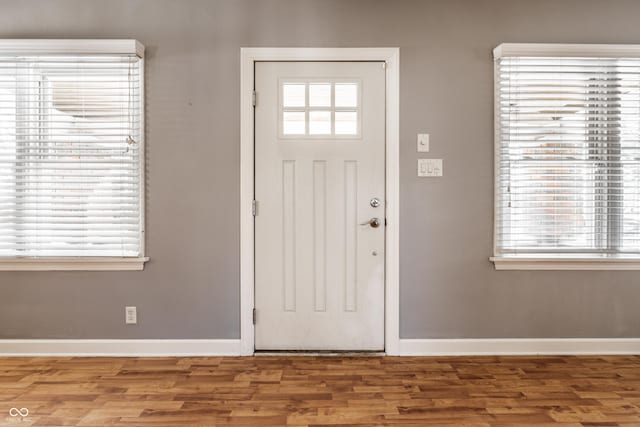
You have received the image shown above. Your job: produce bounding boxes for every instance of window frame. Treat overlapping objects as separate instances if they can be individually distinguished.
[492,43,640,270]
[0,39,147,271]
[278,78,362,139]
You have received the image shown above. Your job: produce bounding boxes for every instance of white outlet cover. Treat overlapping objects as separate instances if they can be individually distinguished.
[125,306,137,324]
[417,133,430,152]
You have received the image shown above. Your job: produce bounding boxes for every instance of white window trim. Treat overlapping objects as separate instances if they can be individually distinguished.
[0,39,147,271]
[494,43,640,59]
[492,43,640,271]
[0,39,144,56]
[0,257,149,271]
[491,256,640,271]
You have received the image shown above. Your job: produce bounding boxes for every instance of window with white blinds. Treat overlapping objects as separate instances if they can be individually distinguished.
[494,45,640,260]
[0,44,144,260]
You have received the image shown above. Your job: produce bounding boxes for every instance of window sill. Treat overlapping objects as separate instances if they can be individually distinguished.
[0,257,149,271]
[491,255,640,271]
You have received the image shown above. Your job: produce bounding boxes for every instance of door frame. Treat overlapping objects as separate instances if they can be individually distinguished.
[240,48,400,355]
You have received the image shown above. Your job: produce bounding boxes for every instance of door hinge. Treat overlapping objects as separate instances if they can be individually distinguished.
[252,200,258,216]
[382,61,387,69]
[252,308,256,324]
[252,90,257,107]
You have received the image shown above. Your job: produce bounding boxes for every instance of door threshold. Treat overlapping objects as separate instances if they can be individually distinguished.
[254,350,386,357]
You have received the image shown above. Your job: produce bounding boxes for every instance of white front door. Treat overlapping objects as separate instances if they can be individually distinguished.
[254,61,386,350]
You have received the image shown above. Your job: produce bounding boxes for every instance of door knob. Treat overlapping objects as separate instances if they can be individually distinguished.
[360,218,381,228]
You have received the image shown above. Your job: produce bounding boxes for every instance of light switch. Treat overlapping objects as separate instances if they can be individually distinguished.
[418,159,443,177]
[417,133,430,152]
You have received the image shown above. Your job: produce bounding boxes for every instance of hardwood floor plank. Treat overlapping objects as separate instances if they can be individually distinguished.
[0,355,639,426]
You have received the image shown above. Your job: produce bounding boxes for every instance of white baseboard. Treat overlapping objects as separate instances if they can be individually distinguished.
[0,339,241,356]
[398,338,640,356]
[2,338,638,357]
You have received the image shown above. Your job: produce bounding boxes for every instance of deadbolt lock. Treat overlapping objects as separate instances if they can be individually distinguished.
[370,197,381,208]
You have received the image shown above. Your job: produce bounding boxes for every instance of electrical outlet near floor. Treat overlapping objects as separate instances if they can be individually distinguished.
[125,306,137,324]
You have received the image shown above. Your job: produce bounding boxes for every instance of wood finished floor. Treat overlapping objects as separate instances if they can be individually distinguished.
[1,356,640,426]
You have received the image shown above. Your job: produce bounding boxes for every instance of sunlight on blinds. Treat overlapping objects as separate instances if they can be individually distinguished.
[0,55,142,257]
[496,56,640,256]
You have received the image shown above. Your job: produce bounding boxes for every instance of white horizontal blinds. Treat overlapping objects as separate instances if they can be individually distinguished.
[496,56,640,255]
[0,55,142,257]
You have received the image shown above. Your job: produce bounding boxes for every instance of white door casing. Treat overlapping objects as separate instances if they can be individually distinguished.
[240,48,400,355]
[254,62,386,350]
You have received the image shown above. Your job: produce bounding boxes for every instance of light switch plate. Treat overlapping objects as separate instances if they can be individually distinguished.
[418,159,443,177]
[417,133,430,152]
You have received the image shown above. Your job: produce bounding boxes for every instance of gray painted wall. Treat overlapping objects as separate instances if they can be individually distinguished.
[1,0,640,340]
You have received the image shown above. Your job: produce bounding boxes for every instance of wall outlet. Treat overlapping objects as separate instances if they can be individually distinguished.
[125,306,137,324]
